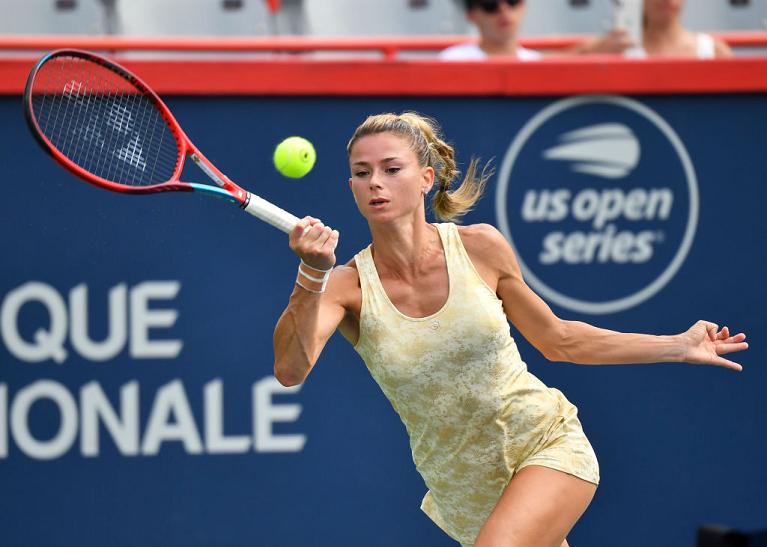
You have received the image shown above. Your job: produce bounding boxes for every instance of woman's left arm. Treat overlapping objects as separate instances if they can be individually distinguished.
[543,318,747,372]
[465,224,748,372]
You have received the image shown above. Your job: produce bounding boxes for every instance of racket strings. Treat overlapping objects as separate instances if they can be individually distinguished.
[69,58,180,184]
[30,55,181,187]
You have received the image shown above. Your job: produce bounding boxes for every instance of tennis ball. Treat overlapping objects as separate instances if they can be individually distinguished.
[273,136,316,178]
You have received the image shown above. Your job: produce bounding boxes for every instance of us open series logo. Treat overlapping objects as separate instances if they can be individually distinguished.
[495,96,699,315]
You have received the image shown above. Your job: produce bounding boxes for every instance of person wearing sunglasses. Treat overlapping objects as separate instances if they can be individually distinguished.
[439,0,542,61]
[439,0,623,60]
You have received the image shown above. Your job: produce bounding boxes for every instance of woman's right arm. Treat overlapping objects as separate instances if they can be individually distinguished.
[273,217,347,386]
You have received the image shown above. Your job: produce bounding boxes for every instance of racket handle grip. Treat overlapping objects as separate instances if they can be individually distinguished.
[243,192,300,234]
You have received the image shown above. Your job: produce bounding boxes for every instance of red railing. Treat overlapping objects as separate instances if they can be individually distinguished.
[1,33,765,96]
[0,32,765,58]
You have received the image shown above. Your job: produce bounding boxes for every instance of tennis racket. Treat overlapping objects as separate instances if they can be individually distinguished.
[23,48,300,233]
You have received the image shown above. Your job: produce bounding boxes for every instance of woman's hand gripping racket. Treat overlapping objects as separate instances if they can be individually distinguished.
[23,49,300,233]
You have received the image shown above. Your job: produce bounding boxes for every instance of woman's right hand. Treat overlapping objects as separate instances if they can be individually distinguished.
[580,28,635,54]
[289,216,339,272]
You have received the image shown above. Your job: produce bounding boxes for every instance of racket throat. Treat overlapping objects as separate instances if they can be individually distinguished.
[190,152,223,183]
[190,152,246,200]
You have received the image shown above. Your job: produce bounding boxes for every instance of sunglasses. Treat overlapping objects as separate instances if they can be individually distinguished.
[474,0,524,13]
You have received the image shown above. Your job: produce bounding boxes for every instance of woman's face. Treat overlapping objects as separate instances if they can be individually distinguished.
[348,132,434,224]
[644,0,685,26]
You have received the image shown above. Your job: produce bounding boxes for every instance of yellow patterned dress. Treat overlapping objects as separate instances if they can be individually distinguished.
[352,223,600,546]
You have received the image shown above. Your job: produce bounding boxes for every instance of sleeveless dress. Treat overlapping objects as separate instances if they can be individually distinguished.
[353,223,600,546]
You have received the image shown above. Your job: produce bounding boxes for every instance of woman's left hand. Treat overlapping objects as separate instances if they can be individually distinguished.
[678,320,749,372]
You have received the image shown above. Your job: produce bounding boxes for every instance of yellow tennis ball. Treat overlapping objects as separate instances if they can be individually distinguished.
[273,136,316,178]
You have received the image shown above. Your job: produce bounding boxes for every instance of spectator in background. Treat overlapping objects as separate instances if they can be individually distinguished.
[439,0,542,60]
[439,0,632,60]
[441,0,731,60]
[638,0,731,58]
[578,0,732,58]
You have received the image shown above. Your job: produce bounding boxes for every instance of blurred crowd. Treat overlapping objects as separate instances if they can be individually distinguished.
[440,0,731,60]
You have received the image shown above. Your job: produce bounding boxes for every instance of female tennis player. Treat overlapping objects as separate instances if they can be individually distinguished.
[272,112,748,547]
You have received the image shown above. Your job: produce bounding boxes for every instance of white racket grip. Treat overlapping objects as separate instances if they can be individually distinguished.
[243,192,300,233]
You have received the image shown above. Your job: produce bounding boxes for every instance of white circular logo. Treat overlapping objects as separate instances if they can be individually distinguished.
[495,95,699,315]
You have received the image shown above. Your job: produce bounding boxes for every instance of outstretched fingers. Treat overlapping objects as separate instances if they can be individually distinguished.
[710,324,748,355]
[711,355,744,372]
[711,330,748,372]
[688,320,749,372]
[704,323,748,345]
[715,339,749,356]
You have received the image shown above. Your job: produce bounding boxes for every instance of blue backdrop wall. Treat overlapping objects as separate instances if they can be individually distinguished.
[0,93,765,547]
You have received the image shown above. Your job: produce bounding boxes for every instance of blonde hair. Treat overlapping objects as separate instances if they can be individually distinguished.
[346,112,492,222]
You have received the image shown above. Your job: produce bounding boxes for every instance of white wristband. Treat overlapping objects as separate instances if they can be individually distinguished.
[300,260,331,273]
[296,260,331,293]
